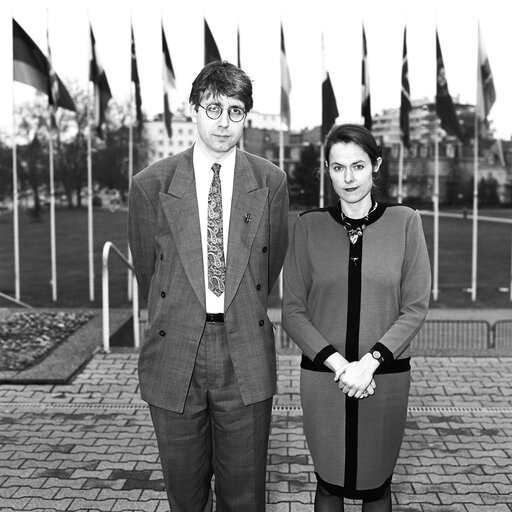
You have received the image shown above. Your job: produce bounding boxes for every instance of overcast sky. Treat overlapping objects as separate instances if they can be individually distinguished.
[1,0,510,139]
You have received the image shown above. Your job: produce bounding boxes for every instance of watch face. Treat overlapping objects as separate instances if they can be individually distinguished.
[372,350,381,359]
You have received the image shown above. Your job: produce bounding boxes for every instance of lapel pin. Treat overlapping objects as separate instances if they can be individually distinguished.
[245,213,252,223]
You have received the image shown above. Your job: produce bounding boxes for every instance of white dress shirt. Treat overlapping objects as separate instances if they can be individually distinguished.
[193,144,235,313]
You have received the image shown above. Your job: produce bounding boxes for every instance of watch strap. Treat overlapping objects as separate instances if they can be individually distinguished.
[369,342,394,366]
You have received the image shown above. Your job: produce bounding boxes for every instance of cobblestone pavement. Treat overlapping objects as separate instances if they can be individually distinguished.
[1,352,511,511]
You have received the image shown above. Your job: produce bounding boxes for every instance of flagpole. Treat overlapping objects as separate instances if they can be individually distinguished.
[47,10,57,302]
[278,125,284,300]
[48,127,57,301]
[433,131,440,301]
[128,80,134,302]
[319,144,325,207]
[398,140,404,204]
[87,91,94,302]
[12,77,20,301]
[471,112,478,301]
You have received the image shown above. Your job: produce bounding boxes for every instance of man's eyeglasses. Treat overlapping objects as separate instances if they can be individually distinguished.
[198,104,246,123]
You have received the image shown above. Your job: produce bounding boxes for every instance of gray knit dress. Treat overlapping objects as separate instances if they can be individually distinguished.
[282,202,431,501]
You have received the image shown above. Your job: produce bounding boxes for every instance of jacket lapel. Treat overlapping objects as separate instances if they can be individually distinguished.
[159,149,206,309]
[225,150,269,311]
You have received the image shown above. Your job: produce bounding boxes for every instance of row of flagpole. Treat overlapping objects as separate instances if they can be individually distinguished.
[10,14,234,304]
[9,14,498,304]
[279,21,496,302]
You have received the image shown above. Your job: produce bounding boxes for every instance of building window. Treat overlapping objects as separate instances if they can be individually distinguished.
[392,145,399,159]
[420,145,428,158]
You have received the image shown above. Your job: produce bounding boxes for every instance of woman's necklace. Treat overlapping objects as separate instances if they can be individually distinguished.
[340,201,378,245]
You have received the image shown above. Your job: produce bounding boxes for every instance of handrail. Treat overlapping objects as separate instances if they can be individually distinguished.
[102,241,139,353]
[0,291,32,309]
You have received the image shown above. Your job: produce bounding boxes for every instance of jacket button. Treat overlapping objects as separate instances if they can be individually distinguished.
[259,320,265,327]
[161,291,166,298]
[159,330,166,337]
[160,254,163,260]
[262,246,268,253]
[256,284,261,291]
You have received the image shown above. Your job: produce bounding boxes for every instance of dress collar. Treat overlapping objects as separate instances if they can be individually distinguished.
[328,199,386,244]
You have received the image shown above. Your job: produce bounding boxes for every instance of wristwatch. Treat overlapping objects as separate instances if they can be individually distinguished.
[370,350,385,365]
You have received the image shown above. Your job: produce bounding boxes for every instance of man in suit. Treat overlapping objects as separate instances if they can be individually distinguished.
[128,61,289,512]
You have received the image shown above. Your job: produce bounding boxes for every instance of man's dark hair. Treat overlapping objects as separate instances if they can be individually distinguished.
[189,61,253,112]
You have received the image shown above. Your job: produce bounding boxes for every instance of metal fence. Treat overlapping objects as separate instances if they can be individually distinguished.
[273,319,512,354]
[493,321,512,350]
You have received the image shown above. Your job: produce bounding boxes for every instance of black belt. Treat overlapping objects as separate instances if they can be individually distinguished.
[206,313,224,323]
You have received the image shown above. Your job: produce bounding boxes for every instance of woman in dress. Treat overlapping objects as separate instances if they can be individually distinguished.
[282,124,431,511]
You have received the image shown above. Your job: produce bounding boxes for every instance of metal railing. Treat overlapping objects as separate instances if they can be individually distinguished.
[493,321,512,350]
[102,241,139,353]
[272,319,512,353]
[0,291,32,309]
[414,320,492,350]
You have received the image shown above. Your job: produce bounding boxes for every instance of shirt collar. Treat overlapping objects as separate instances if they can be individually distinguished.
[193,143,237,172]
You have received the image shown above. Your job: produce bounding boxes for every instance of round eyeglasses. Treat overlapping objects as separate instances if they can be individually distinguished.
[198,104,246,123]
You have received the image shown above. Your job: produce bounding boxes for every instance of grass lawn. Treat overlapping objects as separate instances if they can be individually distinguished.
[0,207,131,308]
[1,205,511,309]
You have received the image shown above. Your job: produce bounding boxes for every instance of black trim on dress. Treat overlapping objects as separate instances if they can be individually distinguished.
[344,234,363,490]
[313,345,337,367]
[316,472,392,501]
[301,355,411,374]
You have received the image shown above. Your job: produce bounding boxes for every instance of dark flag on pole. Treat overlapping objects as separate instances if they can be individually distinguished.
[280,24,292,130]
[89,25,112,139]
[476,25,496,134]
[13,18,75,112]
[131,25,143,136]
[361,25,372,130]
[47,24,60,130]
[162,24,176,139]
[204,19,221,65]
[321,32,338,140]
[322,72,338,140]
[399,27,411,148]
[435,30,463,140]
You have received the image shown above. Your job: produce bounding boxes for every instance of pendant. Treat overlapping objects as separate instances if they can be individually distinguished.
[348,228,362,245]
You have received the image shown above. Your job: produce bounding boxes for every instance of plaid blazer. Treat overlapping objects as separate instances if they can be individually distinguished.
[128,147,289,413]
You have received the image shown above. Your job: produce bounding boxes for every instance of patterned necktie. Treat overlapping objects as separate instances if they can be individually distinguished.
[207,163,226,296]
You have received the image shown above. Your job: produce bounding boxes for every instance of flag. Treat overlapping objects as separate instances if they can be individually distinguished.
[280,24,292,129]
[476,25,496,125]
[321,33,338,140]
[435,30,463,140]
[361,25,372,130]
[162,24,176,139]
[89,24,112,139]
[46,23,60,130]
[204,19,221,65]
[13,18,75,112]
[399,27,411,148]
[131,25,143,136]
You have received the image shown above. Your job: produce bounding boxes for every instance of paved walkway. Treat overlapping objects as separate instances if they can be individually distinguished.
[1,349,512,511]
